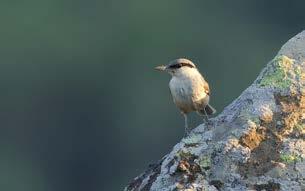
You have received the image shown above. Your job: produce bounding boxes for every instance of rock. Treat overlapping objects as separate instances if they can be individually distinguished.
[125,31,305,191]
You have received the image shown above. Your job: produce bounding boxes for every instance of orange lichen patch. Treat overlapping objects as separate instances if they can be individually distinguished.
[177,160,191,173]
[280,101,297,113]
[281,112,300,136]
[239,127,266,150]
[176,159,201,184]
[239,134,281,176]
[259,106,274,123]
[299,95,305,109]
[276,95,305,136]
[239,93,305,177]
[177,158,201,175]
[174,150,202,184]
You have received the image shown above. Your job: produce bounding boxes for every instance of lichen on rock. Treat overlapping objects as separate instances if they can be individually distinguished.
[259,55,294,89]
[125,31,305,191]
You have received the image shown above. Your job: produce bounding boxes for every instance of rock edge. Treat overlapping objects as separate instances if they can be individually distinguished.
[126,31,305,191]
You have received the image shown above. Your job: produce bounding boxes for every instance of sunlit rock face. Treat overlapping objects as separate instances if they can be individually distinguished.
[126,31,305,191]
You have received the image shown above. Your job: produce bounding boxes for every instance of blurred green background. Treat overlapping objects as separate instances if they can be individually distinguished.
[1,1,305,191]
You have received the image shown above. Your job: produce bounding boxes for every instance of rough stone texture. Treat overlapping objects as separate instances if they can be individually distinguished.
[125,31,305,191]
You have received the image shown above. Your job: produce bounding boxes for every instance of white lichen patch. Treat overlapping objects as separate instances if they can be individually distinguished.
[294,140,305,157]
[239,109,260,125]
[182,134,202,145]
[296,161,305,177]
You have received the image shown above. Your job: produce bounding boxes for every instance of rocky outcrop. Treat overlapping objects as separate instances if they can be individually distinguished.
[125,31,305,191]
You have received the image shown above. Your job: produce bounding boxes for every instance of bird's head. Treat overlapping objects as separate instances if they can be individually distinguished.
[155,58,197,77]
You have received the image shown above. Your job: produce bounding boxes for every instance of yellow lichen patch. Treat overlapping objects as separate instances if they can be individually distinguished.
[277,55,294,72]
[280,153,302,164]
[299,65,305,81]
[259,55,294,89]
[295,65,302,78]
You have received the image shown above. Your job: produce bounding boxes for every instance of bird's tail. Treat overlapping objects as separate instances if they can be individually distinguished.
[199,104,216,116]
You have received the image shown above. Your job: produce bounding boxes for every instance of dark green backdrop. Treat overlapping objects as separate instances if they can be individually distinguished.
[1,1,305,191]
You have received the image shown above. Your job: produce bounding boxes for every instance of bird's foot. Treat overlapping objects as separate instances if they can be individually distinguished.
[184,126,193,137]
[183,131,188,138]
[203,117,213,129]
[184,128,190,137]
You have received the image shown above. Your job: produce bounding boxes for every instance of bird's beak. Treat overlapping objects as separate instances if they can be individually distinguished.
[154,65,167,71]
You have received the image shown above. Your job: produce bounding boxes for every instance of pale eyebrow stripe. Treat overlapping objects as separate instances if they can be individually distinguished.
[180,62,195,68]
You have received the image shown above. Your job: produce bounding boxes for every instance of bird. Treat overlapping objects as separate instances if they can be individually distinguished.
[155,58,216,135]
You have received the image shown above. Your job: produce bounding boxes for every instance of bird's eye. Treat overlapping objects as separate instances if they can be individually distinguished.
[170,64,182,69]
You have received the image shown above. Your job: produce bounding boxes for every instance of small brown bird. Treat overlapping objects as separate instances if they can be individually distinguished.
[155,58,216,135]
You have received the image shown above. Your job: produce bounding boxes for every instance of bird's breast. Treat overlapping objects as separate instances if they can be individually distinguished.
[169,78,195,113]
[169,75,209,113]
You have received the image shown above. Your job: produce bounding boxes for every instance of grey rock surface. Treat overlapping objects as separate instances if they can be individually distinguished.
[125,31,305,191]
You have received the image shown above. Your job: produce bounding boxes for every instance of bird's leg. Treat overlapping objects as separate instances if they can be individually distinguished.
[203,108,209,124]
[183,113,189,136]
